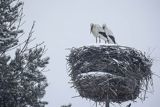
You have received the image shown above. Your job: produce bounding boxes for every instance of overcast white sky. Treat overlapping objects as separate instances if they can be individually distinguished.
[23,0,160,107]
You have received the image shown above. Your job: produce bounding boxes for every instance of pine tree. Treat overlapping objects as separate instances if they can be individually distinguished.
[0,0,49,107]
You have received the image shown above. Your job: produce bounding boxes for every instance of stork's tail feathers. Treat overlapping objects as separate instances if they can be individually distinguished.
[126,103,131,107]
[108,35,116,44]
[99,32,109,43]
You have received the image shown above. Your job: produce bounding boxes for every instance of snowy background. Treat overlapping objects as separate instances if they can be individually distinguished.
[23,0,160,107]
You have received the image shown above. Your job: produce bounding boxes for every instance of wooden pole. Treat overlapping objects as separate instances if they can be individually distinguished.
[105,82,110,107]
[105,101,109,107]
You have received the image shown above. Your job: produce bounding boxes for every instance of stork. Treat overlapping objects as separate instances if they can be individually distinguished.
[90,23,107,43]
[90,23,101,43]
[102,24,116,44]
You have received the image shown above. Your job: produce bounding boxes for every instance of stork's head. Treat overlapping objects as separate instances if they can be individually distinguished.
[90,23,94,34]
[102,24,107,30]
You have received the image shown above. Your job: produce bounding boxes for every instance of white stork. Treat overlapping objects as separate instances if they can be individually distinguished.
[90,23,109,43]
[102,24,116,44]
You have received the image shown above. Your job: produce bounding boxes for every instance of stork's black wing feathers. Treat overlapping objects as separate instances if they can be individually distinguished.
[108,35,116,44]
[99,32,108,39]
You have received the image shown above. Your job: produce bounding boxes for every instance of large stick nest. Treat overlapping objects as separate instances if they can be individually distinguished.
[67,45,152,103]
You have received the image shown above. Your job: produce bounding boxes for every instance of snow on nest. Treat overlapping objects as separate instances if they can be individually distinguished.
[86,43,118,47]
[88,43,118,46]
[71,43,134,50]
[77,72,116,79]
[77,72,112,81]
[70,43,117,48]
[77,72,124,81]
[78,72,111,76]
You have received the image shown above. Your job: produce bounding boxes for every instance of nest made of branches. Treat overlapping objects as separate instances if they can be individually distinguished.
[67,45,152,103]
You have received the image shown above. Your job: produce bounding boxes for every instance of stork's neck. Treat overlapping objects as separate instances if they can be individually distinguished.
[91,25,94,32]
[103,26,108,32]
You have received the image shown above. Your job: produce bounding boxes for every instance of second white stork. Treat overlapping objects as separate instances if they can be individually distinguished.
[102,24,116,44]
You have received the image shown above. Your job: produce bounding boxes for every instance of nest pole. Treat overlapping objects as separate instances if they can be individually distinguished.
[105,82,110,107]
[105,101,109,107]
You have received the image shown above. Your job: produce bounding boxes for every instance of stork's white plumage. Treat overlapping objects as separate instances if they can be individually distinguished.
[90,23,105,43]
[102,24,116,44]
